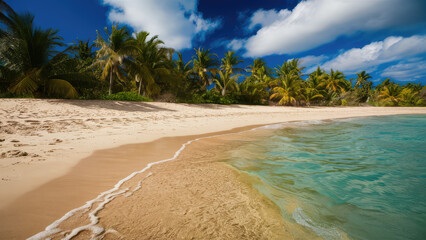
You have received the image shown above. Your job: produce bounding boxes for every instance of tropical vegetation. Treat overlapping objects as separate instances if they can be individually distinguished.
[1,1,425,106]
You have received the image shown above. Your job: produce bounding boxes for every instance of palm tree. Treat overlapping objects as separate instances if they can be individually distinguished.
[213,71,240,96]
[269,75,301,105]
[375,78,392,91]
[269,62,303,105]
[307,67,327,90]
[355,71,372,88]
[0,4,86,98]
[275,59,305,78]
[220,51,243,75]
[94,24,134,95]
[303,88,323,106]
[192,48,219,90]
[172,52,194,96]
[324,69,347,93]
[399,88,419,105]
[71,39,95,61]
[378,83,402,105]
[246,58,266,76]
[126,31,171,97]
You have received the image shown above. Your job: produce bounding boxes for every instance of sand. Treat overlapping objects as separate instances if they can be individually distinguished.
[0,98,425,239]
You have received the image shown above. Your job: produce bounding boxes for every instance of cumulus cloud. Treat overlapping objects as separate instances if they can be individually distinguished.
[300,55,329,68]
[103,0,221,50]
[227,39,245,51]
[320,35,426,73]
[381,59,426,82]
[236,0,425,57]
[248,9,291,30]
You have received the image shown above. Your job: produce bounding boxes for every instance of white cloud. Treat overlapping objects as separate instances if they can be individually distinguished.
[381,59,426,82]
[103,0,221,50]
[320,35,426,73]
[227,39,245,51]
[236,0,425,57]
[248,9,291,30]
[300,55,329,68]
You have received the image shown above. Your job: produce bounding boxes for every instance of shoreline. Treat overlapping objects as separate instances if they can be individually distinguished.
[26,123,321,239]
[1,99,425,238]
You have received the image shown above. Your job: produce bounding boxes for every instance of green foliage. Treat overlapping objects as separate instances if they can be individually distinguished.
[181,90,237,105]
[0,2,424,106]
[102,92,152,102]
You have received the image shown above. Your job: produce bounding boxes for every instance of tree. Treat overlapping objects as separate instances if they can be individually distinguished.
[302,88,323,106]
[71,39,95,61]
[94,24,134,95]
[355,71,372,88]
[0,4,87,98]
[324,69,347,93]
[220,51,243,75]
[378,83,402,105]
[269,61,303,105]
[171,52,195,97]
[126,31,171,97]
[307,67,327,90]
[192,48,219,90]
[213,71,240,96]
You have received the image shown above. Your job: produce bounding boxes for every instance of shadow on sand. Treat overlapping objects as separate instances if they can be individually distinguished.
[51,99,176,112]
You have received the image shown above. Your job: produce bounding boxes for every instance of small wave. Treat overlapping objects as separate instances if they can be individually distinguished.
[292,207,342,240]
[255,120,327,130]
[28,128,259,239]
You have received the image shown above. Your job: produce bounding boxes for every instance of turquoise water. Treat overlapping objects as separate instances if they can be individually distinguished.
[227,115,426,240]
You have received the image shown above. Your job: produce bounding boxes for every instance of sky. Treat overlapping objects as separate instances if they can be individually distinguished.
[10,0,426,84]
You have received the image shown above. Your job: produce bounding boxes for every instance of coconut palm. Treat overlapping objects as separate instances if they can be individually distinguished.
[246,58,266,76]
[355,71,372,88]
[0,5,87,98]
[126,31,171,97]
[307,67,327,89]
[399,88,419,105]
[375,78,392,91]
[213,71,240,96]
[171,52,195,96]
[192,48,219,90]
[269,63,302,105]
[220,51,243,75]
[269,75,301,105]
[324,69,347,93]
[71,39,95,61]
[378,83,402,105]
[94,24,134,95]
[303,88,323,106]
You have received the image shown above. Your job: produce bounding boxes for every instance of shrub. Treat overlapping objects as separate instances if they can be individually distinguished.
[102,92,152,102]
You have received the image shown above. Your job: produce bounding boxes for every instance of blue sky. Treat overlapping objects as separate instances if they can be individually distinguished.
[10,0,426,84]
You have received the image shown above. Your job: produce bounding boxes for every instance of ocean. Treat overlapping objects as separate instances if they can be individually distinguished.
[225,115,426,240]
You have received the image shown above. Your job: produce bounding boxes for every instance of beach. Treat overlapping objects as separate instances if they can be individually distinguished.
[1,98,425,239]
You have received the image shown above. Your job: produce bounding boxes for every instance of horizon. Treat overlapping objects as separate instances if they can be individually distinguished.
[9,0,426,84]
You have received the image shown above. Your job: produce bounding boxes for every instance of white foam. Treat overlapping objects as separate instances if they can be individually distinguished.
[28,120,331,239]
[28,130,255,240]
[293,207,342,240]
[254,119,327,130]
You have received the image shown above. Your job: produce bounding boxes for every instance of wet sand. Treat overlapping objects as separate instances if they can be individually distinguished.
[14,126,322,240]
[0,125,276,239]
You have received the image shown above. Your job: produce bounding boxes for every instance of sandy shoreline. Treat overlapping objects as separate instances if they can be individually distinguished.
[1,99,425,239]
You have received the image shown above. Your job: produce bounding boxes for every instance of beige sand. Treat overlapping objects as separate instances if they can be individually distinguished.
[0,99,425,238]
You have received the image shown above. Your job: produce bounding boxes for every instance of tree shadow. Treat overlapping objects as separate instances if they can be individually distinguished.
[181,103,244,109]
[51,99,176,112]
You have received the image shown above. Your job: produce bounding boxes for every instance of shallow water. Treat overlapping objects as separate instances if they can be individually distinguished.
[226,115,426,240]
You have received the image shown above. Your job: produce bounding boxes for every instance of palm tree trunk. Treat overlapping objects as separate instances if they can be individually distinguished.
[138,77,142,95]
[221,86,226,96]
[109,70,113,95]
